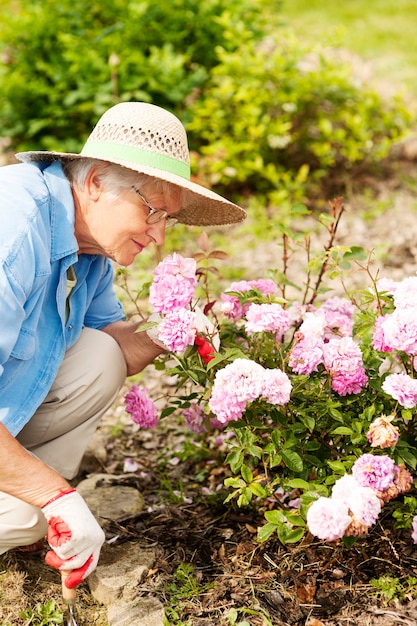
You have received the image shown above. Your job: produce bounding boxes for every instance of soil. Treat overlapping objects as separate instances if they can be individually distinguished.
[4,392,417,626]
[3,156,417,626]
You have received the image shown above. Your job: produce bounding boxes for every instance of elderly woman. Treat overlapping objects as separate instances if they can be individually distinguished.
[0,102,246,588]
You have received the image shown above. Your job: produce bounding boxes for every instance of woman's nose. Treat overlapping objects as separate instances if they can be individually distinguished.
[146,220,166,246]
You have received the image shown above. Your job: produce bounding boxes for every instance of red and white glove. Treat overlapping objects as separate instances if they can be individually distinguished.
[146,306,220,351]
[193,306,220,351]
[41,488,105,589]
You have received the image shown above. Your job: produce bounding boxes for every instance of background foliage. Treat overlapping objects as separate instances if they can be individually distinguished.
[0,0,278,151]
[0,0,414,210]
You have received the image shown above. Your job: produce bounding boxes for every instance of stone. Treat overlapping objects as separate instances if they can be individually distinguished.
[107,597,165,626]
[79,431,108,474]
[76,473,145,522]
[88,541,156,605]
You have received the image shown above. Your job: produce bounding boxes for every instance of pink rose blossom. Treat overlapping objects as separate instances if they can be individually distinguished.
[392,276,417,309]
[321,296,354,338]
[352,453,395,492]
[209,359,266,424]
[220,280,252,321]
[375,277,398,296]
[372,315,393,352]
[331,475,381,527]
[332,475,361,502]
[209,358,290,424]
[149,253,197,313]
[149,274,196,313]
[153,252,196,282]
[323,336,367,396]
[260,368,292,405]
[331,367,368,396]
[250,278,279,296]
[380,308,417,354]
[382,373,417,408]
[287,302,314,326]
[157,308,197,353]
[306,497,351,541]
[321,296,354,319]
[323,336,364,374]
[298,312,326,338]
[244,303,290,336]
[183,403,206,433]
[124,385,158,428]
[289,335,324,375]
[347,486,381,526]
[220,279,278,322]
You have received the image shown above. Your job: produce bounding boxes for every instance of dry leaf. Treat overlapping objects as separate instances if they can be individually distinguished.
[305,618,325,626]
[296,582,317,603]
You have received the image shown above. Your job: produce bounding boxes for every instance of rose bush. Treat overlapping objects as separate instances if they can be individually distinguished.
[121,199,417,547]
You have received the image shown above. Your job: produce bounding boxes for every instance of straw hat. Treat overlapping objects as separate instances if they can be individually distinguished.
[15,102,246,226]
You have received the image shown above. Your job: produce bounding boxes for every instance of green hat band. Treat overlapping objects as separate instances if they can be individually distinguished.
[81,140,191,179]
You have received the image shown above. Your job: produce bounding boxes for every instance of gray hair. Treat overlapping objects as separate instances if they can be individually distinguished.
[62,158,183,203]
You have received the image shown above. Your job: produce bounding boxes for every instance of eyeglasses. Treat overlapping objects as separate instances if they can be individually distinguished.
[131,186,177,228]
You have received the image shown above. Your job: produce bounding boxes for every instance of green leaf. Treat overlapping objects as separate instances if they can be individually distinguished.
[396,450,417,470]
[249,482,267,498]
[343,246,368,261]
[285,512,306,526]
[331,426,354,435]
[342,536,358,548]
[281,449,303,472]
[301,415,316,432]
[269,453,282,468]
[160,406,177,418]
[247,444,263,459]
[285,478,310,490]
[237,488,253,507]
[327,460,347,473]
[257,522,278,543]
[278,526,305,544]
[264,509,286,524]
[329,408,344,422]
[226,450,244,473]
[224,476,245,489]
[241,464,253,483]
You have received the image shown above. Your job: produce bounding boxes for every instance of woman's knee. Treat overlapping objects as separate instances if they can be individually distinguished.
[88,329,127,402]
[0,495,47,554]
[67,328,127,404]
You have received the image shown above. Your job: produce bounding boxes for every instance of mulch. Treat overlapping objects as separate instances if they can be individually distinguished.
[88,414,417,626]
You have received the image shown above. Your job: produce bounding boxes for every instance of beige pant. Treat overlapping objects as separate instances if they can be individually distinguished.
[0,328,127,554]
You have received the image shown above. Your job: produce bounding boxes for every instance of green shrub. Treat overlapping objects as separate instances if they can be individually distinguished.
[187,32,412,205]
[0,0,280,151]
[1,1,412,207]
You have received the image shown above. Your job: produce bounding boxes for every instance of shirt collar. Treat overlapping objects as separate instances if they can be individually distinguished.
[42,161,79,263]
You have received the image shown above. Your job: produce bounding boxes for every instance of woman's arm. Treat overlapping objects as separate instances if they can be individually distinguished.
[0,423,71,507]
[100,319,164,377]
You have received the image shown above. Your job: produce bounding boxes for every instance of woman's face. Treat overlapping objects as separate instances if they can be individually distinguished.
[74,169,181,266]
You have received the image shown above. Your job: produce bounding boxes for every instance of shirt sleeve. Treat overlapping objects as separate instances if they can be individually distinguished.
[0,263,27,376]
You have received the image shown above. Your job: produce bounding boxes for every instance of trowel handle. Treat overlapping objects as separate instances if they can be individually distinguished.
[61,570,77,602]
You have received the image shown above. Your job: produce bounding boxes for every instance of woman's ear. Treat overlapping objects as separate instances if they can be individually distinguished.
[84,166,102,202]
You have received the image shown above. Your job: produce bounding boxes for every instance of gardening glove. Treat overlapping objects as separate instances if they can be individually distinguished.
[194,306,220,350]
[41,488,105,589]
[146,306,220,351]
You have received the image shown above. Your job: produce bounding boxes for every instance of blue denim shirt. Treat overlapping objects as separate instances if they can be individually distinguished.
[0,161,125,435]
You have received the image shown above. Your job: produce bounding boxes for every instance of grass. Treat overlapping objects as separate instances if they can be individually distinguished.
[280,0,417,97]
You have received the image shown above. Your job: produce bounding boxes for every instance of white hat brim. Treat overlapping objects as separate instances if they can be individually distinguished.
[15,150,246,226]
